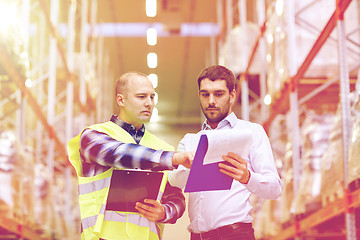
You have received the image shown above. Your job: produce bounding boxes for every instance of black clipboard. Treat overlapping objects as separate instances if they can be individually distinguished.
[106,169,164,212]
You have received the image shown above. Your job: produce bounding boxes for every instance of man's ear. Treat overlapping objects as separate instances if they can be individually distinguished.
[116,93,125,106]
[230,89,236,104]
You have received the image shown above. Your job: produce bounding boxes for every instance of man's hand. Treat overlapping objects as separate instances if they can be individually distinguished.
[218,152,250,184]
[172,152,194,168]
[135,199,166,222]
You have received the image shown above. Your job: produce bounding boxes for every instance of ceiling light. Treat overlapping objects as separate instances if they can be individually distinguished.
[266,54,272,63]
[266,34,274,44]
[275,0,284,16]
[154,92,158,105]
[279,68,285,75]
[147,52,157,68]
[147,28,157,45]
[264,94,272,105]
[25,78,32,88]
[146,0,157,17]
[148,73,158,88]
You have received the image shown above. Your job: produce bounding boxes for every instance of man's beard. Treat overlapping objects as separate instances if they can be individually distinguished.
[201,104,230,125]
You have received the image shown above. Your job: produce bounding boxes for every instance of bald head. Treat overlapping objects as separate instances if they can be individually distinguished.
[115,72,150,97]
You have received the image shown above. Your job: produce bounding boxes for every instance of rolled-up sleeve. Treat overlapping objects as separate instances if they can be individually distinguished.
[159,182,186,224]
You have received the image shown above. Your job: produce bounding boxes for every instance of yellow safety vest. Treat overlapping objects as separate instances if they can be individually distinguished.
[67,121,174,240]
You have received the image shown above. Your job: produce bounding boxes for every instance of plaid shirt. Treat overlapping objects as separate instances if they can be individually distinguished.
[79,115,184,223]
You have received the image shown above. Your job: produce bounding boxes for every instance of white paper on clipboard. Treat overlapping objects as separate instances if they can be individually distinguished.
[202,129,252,165]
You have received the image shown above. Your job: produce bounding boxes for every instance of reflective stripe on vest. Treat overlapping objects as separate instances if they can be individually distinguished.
[78,176,111,195]
[82,206,160,236]
[103,210,159,235]
[82,215,98,230]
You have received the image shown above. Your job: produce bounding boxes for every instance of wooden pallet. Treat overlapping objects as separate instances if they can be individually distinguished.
[34,224,52,239]
[322,187,344,207]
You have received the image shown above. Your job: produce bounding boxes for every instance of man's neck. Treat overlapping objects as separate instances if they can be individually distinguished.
[204,112,233,130]
[110,115,145,144]
[206,121,219,129]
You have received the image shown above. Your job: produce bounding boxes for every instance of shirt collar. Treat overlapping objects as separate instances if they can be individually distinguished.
[201,112,237,130]
[110,115,145,143]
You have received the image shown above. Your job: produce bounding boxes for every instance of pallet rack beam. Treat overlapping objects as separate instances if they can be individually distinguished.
[0,216,47,240]
[267,188,360,240]
[299,64,360,105]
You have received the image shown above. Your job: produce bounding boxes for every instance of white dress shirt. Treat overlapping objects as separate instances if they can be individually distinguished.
[168,112,281,233]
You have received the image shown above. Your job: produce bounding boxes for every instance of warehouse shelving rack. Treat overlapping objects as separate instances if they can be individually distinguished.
[0,215,42,239]
[267,188,360,240]
[0,0,111,239]
[217,0,359,239]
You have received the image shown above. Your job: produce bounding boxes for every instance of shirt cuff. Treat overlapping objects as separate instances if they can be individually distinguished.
[159,204,172,223]
[244,169,257,192]
[159,151,175,170]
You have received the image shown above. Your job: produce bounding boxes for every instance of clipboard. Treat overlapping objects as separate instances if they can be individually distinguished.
[106,169,164,212]
[184,134,233,192]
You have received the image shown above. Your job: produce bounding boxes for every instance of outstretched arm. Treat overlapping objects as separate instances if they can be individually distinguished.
[80,129,193,173]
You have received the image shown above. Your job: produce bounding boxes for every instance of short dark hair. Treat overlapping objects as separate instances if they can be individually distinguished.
[197,65,235,92]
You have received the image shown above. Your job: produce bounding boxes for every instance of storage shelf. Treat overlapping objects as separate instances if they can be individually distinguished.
[0,216,48,240]
[266,188,360,240]
[0,1,90,238]
[229,0,359,239]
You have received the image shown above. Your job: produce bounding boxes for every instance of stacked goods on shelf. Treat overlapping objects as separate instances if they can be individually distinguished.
[251,197,265,239]
[19,145,36,227]
[264,4,287,97]
[68,176,81,237]
[264,0,359,100]
[278,110,306,225]
[34,163,52,236]
[34,165,80,239]
[244,1,359,238]
[52,175,68,239]
[253,115,286,238]
[0,131,80,239]
[280,141,294,225]
[320,92,357,206]
[349,84,360,191]
[0,131,34,225]
[0,131,19,219]
[218,22,262,76]
[292,111,335,216]
[291,0,359,80]
[253,197,282,239]
[51,173,81,239]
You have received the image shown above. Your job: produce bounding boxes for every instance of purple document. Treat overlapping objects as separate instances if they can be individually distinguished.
[184,134,233,192]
